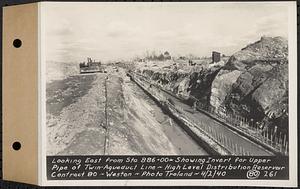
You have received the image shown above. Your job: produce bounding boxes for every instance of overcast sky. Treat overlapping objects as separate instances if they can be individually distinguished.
[43,2,290,62]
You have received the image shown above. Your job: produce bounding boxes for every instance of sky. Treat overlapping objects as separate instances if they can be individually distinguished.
[43,2,290,62]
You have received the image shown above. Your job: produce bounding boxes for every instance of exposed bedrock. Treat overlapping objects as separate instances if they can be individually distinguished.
[141,66,221,103]
[136,36,288,134]
[215,36,288,132]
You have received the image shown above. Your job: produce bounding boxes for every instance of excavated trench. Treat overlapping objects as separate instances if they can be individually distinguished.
[47,68,209,155]
[129,72,274,156]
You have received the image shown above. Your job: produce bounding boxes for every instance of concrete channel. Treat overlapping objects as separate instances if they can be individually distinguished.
[128,72,274,156]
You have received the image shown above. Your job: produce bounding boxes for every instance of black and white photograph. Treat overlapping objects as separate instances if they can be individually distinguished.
[1,1,297,187]
[45,2,290,157]
[39,1,297,186]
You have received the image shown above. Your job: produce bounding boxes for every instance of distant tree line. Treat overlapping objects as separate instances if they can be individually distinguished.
[144,51,171,61]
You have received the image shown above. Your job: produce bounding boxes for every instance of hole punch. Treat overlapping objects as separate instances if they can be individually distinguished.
[12,141,21,151]
[13,39,22,48]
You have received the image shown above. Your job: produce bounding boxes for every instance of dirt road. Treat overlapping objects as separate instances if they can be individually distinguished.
[46,69,208,155]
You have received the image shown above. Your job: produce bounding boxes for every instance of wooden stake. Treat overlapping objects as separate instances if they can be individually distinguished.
[235,143,238,154]
[229,139,233,152]
[279,132,282,145]
[270,129,273,144]
[221,134,225,144]
[285,142,288,154]
[266,128,269,143]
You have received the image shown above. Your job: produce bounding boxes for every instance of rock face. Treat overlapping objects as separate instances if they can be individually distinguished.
[141,65,221,102]
[210,69,242,109]
[136,36,289,133]
[211,37,288,130]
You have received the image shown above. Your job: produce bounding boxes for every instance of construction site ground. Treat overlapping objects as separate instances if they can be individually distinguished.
[46,67,208,155]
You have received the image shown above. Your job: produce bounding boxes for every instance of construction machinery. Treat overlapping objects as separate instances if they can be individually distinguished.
[79,57,106,74]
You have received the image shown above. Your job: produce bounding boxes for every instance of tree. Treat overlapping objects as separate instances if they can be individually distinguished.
[158,53,165,61]
[163,51,171,60]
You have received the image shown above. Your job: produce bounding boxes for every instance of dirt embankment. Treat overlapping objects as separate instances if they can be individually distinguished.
[46,61,79,83]
[135,36,288,135]
[107,70,208,155]
[47,74,107,155]
[47,68,208,155]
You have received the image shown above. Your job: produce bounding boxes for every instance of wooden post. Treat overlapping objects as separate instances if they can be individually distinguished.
[235,143,238,155]
[222,134,225,145]
[230,140,235,153]
[285,142,288,154]
[240,116,243,127]
[267,127,269,143]
[279,132,282,145]
[230,140,233,153]
[279,143,282,153]
[233,114,237,126]
[227,138,230,150]
[270,129,273,144]
[265,130,268,142]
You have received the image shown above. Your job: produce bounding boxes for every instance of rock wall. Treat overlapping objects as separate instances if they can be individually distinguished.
[135,36,289,134]
[216,37,288,132]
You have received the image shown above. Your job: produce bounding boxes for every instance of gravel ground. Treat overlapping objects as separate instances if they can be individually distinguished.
[46,68,208,155]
